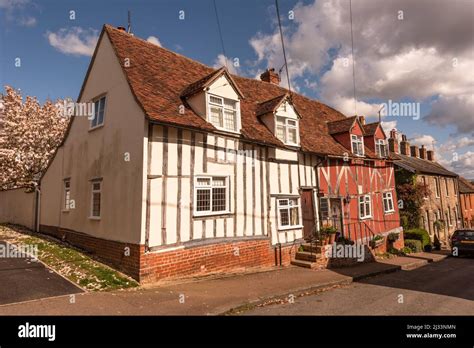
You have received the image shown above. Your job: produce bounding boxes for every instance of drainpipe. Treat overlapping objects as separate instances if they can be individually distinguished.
[313,156,326,231]
[34,184,41,233]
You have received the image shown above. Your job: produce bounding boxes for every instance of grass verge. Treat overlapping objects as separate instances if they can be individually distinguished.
[0,223,139,291]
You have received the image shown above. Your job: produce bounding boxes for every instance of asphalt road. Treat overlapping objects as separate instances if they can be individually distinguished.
[0,241,83,305]
[243,256,474,315]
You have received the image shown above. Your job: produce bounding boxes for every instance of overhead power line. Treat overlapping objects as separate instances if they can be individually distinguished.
[349,0,357,115]
[213,0,228,69]
[275,0,292,96]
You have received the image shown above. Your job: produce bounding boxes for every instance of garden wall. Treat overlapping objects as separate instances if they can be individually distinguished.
[0,188,36,230]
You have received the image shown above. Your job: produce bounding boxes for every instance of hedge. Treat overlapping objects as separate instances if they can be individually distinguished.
[405,239,422,253]
[404,228,431,251]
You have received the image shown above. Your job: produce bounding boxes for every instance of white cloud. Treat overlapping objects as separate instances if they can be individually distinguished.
[408,134,436,148]
[249,0,474,127]
[381,121,397,135]
[212,54,240,75]
[46,27,99,57]
[18,16,36,27]
[146,36,162,47]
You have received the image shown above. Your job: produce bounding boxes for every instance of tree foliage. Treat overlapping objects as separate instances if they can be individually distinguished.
[0,86,70,190]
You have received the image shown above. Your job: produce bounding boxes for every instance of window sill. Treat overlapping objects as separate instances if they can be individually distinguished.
[88,216,101,220]
[193,211,232,218]
[89,124,104,132]
[384,210,395,215]
[359,216,372,220]
[210,126,241,135]
[278,225,303,231]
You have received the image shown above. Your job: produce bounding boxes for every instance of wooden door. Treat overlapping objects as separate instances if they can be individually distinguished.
[301,189,315,240]
[330,198,343,234]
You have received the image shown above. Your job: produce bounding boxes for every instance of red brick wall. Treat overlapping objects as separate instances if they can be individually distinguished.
[39,225,295,283]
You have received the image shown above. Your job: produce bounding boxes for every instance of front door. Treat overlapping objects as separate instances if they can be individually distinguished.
[301,189,315,240]
[330,198,343,234]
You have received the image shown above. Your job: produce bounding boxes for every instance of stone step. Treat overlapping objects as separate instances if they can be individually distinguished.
[301,243,323,253]
[290,259,318,269]
[295,251,320,262]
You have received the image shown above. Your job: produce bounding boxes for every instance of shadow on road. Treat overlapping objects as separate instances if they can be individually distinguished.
[329,255,474,301]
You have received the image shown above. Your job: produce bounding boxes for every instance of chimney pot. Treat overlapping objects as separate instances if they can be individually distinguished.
[410,145,420,158]
[399,134,410,155]
[427,150,435,161]
[260,68,280,85]
[419,145,428,160]
[359,116,366,125]
[117,26,126,32]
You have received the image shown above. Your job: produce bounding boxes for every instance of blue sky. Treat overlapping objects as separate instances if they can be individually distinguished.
[1,0,473,177]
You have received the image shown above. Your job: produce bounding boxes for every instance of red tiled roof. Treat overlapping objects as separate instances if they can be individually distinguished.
[103,25,382,158]
[327,116,358,135]
[256,93,289,117]
[459,177,474,193]
[363,122,381,136]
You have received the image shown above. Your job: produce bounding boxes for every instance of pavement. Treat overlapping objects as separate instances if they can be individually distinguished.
[244,256,474,315]
[0,241,83,305]
[0,250,451,315]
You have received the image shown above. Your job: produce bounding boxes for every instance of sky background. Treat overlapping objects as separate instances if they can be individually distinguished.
[1,0,473,178]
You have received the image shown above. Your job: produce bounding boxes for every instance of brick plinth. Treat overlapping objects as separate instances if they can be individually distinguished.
[39,225,296,283]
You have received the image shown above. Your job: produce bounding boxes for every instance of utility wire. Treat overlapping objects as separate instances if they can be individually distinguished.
[213,0,228,69]
[275,0,292,96]
[349,0,357,115]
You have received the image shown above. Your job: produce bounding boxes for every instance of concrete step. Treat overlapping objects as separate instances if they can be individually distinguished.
[290,259,319,269]
[295,251,320,262]
[301,243,323,253]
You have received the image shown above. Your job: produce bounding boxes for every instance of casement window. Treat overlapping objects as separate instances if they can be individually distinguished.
[319,197,330,221]
[63,179,71,210]
[275,116,299,145]
[382,191,395,213]
[207,94,239,132]
[277,198,301,229]
[351,135,364,156]
[375,139,387,157]
[358,194,372,219]
[194,176,229,215]
[453,178,457,196]
[434,177,440,198]
[445,178,449,196]
[91,95,106,129]
[90,180,102,218]
[448,207,453,226]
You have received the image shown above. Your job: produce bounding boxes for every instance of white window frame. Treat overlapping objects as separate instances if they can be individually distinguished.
[358,194,372,219]
[375,139,387,157]
[206,93,240,133]
[194,176,230,216]
[351,134,365,156]
[90,95,106,130]
[63,179,71,211]
[275,116,299,146]
[277,197,302,230]
[90,180,102,219]
[382,191,395,214]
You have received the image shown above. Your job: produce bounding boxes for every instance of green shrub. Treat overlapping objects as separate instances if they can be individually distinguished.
[400,246,412,255]
[404,228,431,250]
[405,239,422,253]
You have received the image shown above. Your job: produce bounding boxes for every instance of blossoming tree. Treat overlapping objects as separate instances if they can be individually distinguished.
[0,86,70,190]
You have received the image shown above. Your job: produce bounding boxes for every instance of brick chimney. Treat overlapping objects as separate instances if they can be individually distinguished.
[260,68,280,85]
[358,115,366,125]
[419,145,428,160]
[427,150,435,161]
[388,129,399,153]
[410,145,420,158]
[400,134,410,155]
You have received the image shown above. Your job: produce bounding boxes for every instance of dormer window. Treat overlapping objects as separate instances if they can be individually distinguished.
[375,139,388,157]
[351,134,364,156]
[276,116,299,145]
[207,94,239,132]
